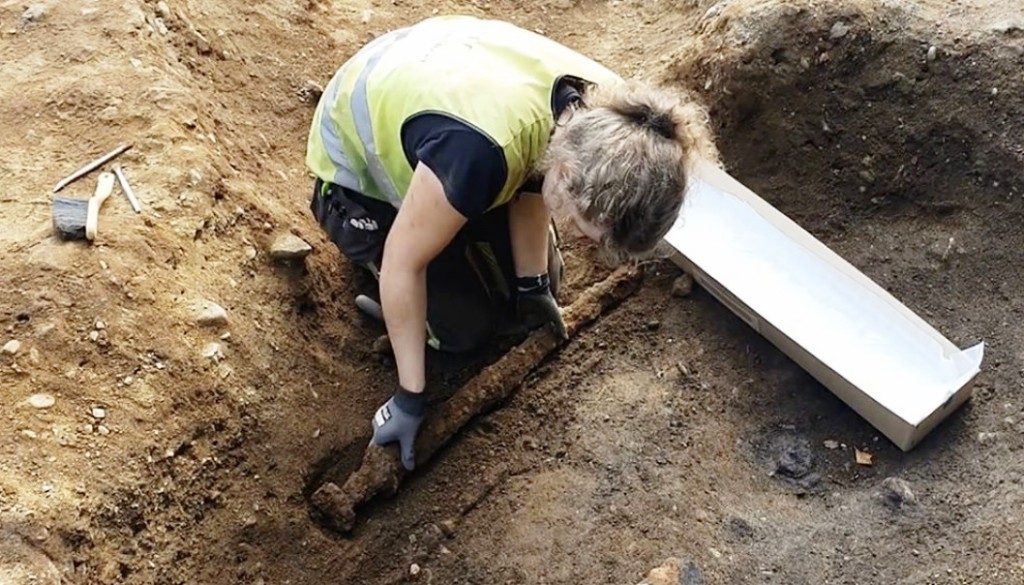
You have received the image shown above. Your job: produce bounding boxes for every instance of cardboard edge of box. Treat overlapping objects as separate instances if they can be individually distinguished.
[669,161,984,451]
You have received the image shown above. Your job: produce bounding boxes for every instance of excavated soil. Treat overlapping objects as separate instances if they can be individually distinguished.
[2,0,1023,583]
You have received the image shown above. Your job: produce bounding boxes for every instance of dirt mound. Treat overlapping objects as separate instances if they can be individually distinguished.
[2,0,1023,583]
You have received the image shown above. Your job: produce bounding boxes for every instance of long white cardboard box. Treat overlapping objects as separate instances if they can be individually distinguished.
[665,160,984,451]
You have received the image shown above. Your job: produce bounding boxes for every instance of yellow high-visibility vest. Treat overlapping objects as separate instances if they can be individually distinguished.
[306,15,622,209]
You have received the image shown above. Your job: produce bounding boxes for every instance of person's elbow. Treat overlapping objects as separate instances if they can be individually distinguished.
[380,236,431,285]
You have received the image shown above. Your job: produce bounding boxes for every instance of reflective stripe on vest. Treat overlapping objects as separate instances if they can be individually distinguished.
[308,17,622,209]
[317,29,410,205]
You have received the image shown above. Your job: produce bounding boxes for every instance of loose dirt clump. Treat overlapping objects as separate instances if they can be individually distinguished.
[2,0,1024,583]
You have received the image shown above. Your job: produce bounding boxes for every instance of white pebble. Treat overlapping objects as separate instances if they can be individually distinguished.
[2,339,21,355]
[21,4,46,23]
[196,301,229,327]
[156,1,171,19]
[830,21,850,39]
[269,233,313,260]
[95,320,106,330]
[202,342,224,361]
[28,394,55,409]
[97,425,110,436]
[926,45,938,62]
[92,406,106,419]
[409,563,421,576]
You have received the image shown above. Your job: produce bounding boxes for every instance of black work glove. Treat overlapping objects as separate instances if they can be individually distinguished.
[370,387,426,471]
[516,274,568,340]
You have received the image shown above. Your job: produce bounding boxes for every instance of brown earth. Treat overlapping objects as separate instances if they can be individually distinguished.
[1,0,1023,583]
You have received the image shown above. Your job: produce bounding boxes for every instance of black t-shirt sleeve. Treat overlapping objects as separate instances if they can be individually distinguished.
[401,114,508,219]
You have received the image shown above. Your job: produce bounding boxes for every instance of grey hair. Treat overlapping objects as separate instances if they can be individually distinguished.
[541,81,719,258]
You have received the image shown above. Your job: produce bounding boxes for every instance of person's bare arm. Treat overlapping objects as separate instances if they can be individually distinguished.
[508,192,567,339]
[380,163,467,393]
[509,193,551,278]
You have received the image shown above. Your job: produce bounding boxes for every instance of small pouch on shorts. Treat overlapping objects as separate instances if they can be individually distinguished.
[311,181,393,267]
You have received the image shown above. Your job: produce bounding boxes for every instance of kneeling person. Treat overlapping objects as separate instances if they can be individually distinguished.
[305,15,716,470]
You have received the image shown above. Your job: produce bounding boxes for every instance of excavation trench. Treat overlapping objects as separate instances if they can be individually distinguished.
[317,7,1024,583]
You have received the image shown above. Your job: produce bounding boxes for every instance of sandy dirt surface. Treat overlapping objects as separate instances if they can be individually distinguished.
[2,0,1023,583]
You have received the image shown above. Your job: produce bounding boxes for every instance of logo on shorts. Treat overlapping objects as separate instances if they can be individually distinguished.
[349,218,379,232]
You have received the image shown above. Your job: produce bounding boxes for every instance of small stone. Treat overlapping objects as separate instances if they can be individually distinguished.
[830,21,850,39]
[823,439,840,450]
[99,260,109,270]
[123,376,134,385]
[94,320,106,330]
[97,425,110,435]
[88,331,100,342]
[244,246,258,261]
[156,1,171,19]
[29,347,41,364]
[2,339,22,355]
[977,431,998,444]
[439,519,456,538]
[296,80,324,105]
[269,233,313,260]
[645,320,662,331]
[202,342,224,361]
[21,4,46,23]
[640,557,681,585]
[855,448,873,466]
[154,17,169,35]
[926,45,938,62]
[41,483,53,493]
[671,273,694,297]
[409,563,421,576]
[195,300,228,327]
[22,429,38,439]
[880,477,916,509]
[91,406,106,419]
[28,394,55,409]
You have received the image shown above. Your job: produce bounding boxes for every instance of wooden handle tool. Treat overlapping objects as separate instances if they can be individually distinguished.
[85,172,116,241]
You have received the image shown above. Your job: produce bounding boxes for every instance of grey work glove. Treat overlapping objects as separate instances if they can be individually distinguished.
[370,387,426,471]
[516,274,568,340]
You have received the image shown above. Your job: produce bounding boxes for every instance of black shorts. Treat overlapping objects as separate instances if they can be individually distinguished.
[310,179,518,352]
